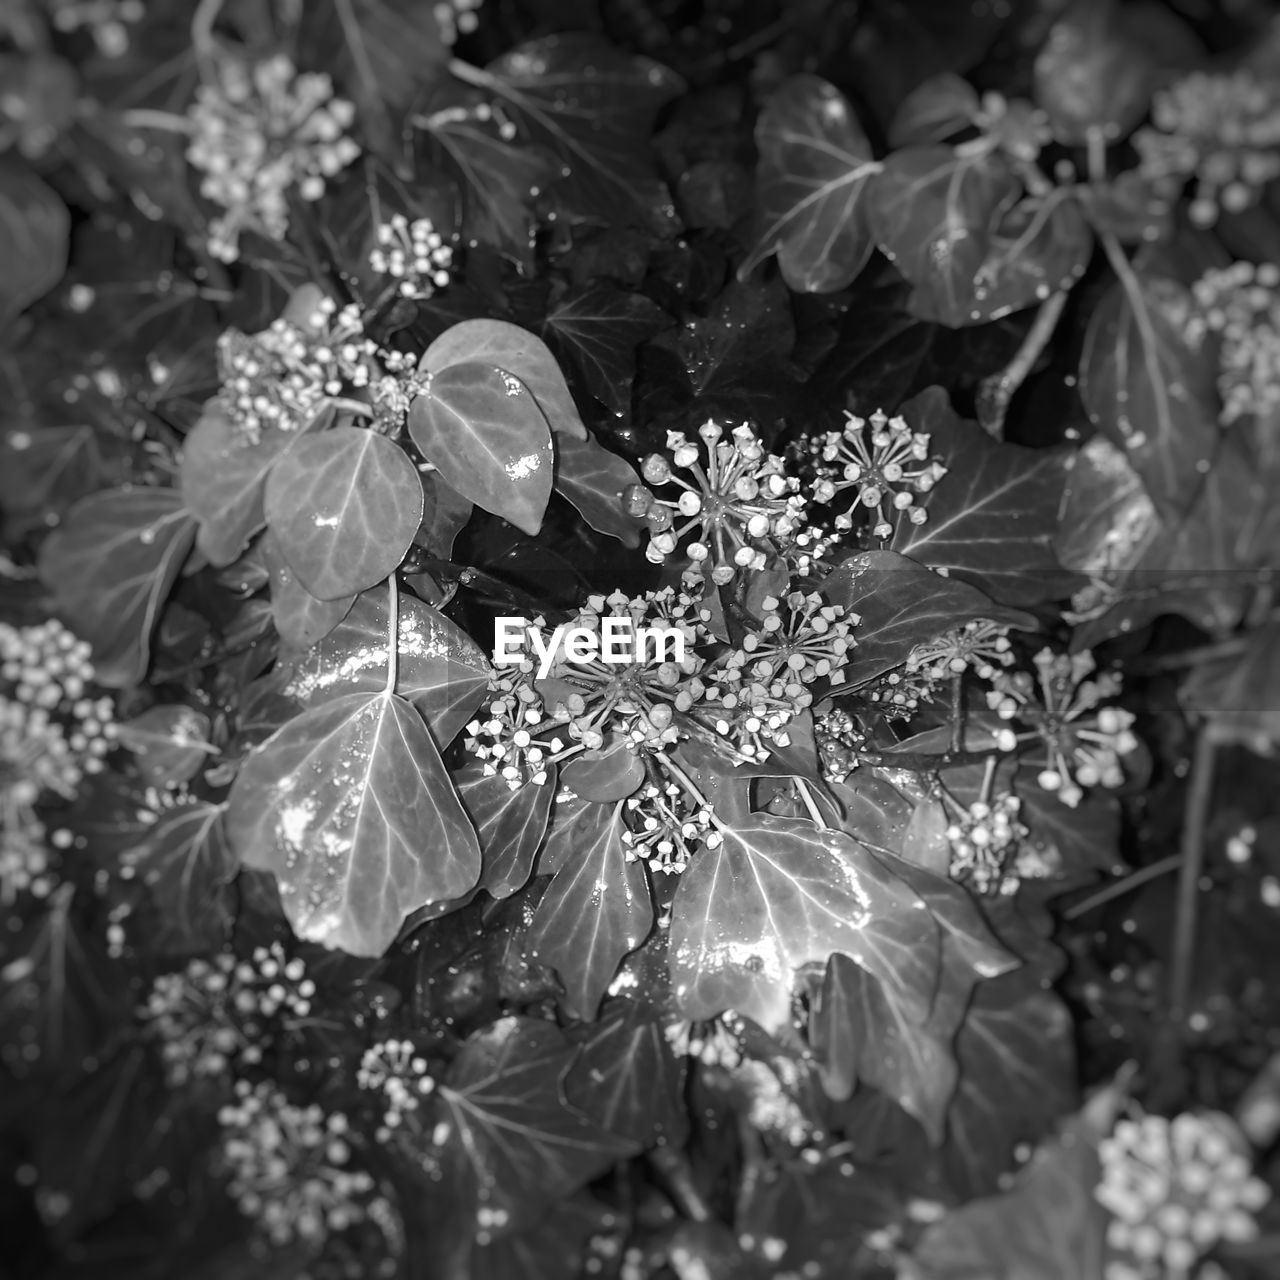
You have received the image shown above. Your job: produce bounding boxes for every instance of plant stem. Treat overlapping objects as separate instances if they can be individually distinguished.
[795,778,828,831]
[949,673,965,752]
[1167,725,1217,1030]
[1061,854,1183,920]
[384,572,400,695]
[976,289,1069,438]
[648,1147,710,1223]
[121,109,193,133]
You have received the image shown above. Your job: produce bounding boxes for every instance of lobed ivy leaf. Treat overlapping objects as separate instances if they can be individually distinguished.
[262,527,356,649]
[865,147,1017,327]
[179,402,319,568]
[409,361,554,537]
[0,154,69,326]
[418,108,554,269]
[526,800,653,1019]
[553,433,648,548]
[823,549,1036,687]
[437,1016,635,1231]
[565,1006,689,1149]
[227,691,481,956]
[669,813,932,1035]
[115,704,213,788]
[421,318,587,441]
[889,388,1078,607]
[455,762,555,899]
[128,800,236,955]
[543,281,672,415]
[264,426,424,600]
[1079,264,1220,520]
[38,487,196,688]
[739,73,880,293]
[472,34,684,231]
[247,587,490,749]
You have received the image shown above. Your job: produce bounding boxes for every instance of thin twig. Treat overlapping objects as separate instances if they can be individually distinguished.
[1061,854,1183,920]
[976,290,1069,438]
[1168,725,1217,1030]
[648,1148,711,1223]
[948,673,965,753]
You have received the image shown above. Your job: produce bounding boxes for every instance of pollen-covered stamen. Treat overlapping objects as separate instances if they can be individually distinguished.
[811,409,947,540]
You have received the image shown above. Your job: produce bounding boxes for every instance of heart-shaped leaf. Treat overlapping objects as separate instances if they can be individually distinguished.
[409,361,554,536]
[418,473,474,559]
[669,813,930,1035]
[527,800,653,1019]
[262,528,356,649]
[38,488,196,687]
[561,740,645,802]
[115,704,213,788]
[245,588,490,749]
[887,73,981,148]
[889,388,1079,606]
[227,691,481,956]
[740,74,880,293]
[422,318,587,440]
[553,433,647,547]
[0,154,69,325]
[264,426,424,600]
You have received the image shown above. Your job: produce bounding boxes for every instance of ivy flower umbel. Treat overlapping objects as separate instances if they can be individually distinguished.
[217,1080,391,1249]
[1183,261,1280,426]
[140,944,315,1087]
[1132,69,1280,229]
[987,648,1139,808]
[907,619,1013,681]
[634,420,809,585]
[945,794,1028,895]
[186,53,360,262]
[621,778,720,875]
[810,409,947,540]
[1097,1109,1269,1280]
[369,215,455,300]
[357,1038,436,1143]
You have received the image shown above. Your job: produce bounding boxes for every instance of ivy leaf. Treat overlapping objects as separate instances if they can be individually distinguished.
[179,402,317,567]
[418,108,554,268]
[115,704,213,788]
[455,763,555,899]
[823,549,1036,687]
[1079,264,1220,520]
[470,1196,619,1280]
[669,814,930,1035]
[0,154,68,325]
[129,801,236,955]
[471,34,684,230]
[739,74,879,293]
[264,426,424,600]
[262,527,356,649]
[1053,436,1159,577]
[865,147,1017,327]
[527,801,653,1019]
[246,588,490,749]
[553,433,648,548]
[565,1006,689,1148]
[227,691,481,956]
[421,318,588,441]
[543,282,672,414]
[889,388,1077,607]
[437,1016,634,1231]
[38,488,196,688]
[409,361,554,536]
[418,473,474,559]
[814,953,960,1143]
[887,73,980,148]
[943,968,1078,1198]
[561,740,645,802]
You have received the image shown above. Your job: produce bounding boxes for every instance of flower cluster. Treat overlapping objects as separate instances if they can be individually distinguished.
[907,620,1014,681]
[664,1014,744,1069]
[1,620,114,823]
[216,297,384,443]
[369,215,455,301]
[621,779,720,875]
[987,648,1139,807]
[732,1058,815,1149]
[356,1039,436,1143]
[47,0,144,56]
[186,53,360,262]
[1132,70,1280,228]
[815,704,865,783]
[139,943,315,1087]
[810,409,947,541]
[1,815,59,903]
[1182,261,1280,426]
[217,1080,391,1249]
[945,793,1028,894]
[433,0,483,45]
[634,421,816,585]
[1096,1109,1270,1279]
